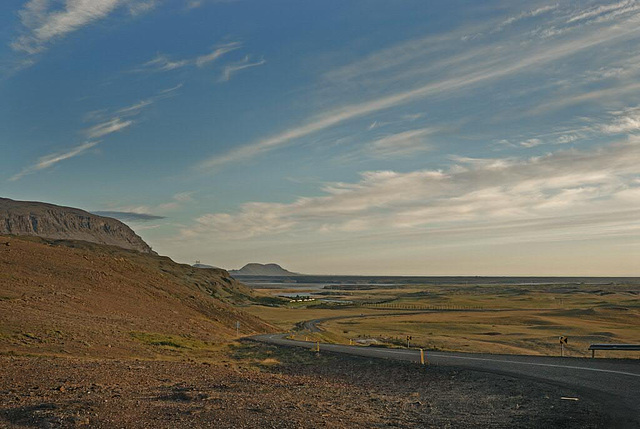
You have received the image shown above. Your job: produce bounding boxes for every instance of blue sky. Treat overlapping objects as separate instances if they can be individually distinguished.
[2,0,640,275]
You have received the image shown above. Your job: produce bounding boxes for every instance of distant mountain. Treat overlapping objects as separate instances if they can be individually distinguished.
[0,197,154,254]
[230,263,300,276]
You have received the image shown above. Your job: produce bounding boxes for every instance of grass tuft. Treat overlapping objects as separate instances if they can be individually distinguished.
[130,332,215,351]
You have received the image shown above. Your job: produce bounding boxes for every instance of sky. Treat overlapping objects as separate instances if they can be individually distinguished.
[1,0,640,276]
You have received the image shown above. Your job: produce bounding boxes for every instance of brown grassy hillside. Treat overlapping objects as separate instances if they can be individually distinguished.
[0,235,274,359]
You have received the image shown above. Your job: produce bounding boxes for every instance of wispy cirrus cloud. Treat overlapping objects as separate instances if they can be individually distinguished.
[185,0,239,10]
[219,55,266,82]
[528,0,640,40]
[366,128,434,158]
[9,84,181,181]
[566,0,639,24]
[367,128,434,157]
[494,4,559,32]
[134,42,242,73]
[198,4,640,169]
[196,43,242,67]
[9,141,99,182]
[84,82,182,137]
[11,0,157,55]
[137,55,190,72]
[86,117,134,139]
[527,81,640,115]
[127,0,158,16]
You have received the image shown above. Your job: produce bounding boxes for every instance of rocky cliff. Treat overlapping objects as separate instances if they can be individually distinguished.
[0,197,154,254]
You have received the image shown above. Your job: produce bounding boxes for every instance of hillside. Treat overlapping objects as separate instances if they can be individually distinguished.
[0,235,274,359]
[0,197,153,254]
[230,263,300,277]
[193,263,219,269]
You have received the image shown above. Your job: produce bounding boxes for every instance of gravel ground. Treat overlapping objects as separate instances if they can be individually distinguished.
[0,343,615,428]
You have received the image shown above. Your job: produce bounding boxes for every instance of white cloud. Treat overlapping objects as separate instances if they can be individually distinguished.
[158,82,184,94]
[366,128,434,157]
[185,0,238,10]
[322,31,457,85]
[135,43,242,73]
[9,141,99,181]
[500,102,640,150]
[555,133,581,144]
[86,117,134,139]
[116,99,154,115]
[10,0,155,54]
[157,191,196,211]
[137,54,191,72]
[219,55,266,82]
[12,0,121,53]
[199,9,640,168]
[127,0,158,16]
[8,83,180,182]
[496,4,559,31]
[520,138,543,148]
[567,0,638,23]
[184,138,640,240]
[528,81,640,115]
[112,82,182,116]
[102,192,196,220]
[601,106,640,134]
[186,0,203,9]
[84,83,181,137]
[196,42,242,67]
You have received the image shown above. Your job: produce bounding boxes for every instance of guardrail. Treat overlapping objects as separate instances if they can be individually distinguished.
[588,343,640,358]
[356,303,483,311]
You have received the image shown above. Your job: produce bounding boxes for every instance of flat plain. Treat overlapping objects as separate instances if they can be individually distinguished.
[244,278,640,358]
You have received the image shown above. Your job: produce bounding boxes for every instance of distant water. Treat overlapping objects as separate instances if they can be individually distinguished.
[235,275,640,288]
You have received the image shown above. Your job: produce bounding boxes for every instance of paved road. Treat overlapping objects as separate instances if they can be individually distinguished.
[252,333,640,424]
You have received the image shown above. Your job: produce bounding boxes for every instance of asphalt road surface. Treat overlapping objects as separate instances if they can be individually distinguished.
[252,333,640,425]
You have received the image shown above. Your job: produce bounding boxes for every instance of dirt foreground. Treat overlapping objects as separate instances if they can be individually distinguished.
[0,342,615,429]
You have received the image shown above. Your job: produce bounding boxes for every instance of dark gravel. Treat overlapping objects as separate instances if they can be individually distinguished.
[0,344,618,428]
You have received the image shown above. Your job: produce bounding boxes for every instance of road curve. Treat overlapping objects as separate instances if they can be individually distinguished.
[251,333,640,425]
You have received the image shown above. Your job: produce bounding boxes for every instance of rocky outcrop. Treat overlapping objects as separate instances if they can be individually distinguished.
[0,197,154,254]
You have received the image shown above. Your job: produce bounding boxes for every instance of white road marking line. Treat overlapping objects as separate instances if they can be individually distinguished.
[276,338,640,378]
[425,353,640,378]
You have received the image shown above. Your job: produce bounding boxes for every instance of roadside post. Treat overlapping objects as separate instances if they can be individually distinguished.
[406,335,412,348]
[559,336,568,357]
[315,342,320,353]
[420,349,426,365]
